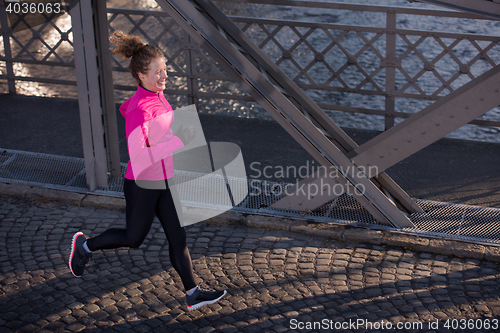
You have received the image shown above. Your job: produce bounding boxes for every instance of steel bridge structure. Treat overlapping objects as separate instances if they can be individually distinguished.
[1,0,500,240]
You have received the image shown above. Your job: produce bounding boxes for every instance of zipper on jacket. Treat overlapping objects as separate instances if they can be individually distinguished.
[158,93,170,112]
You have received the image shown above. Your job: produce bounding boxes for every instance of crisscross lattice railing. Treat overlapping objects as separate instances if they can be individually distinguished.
[395,31,500,99]
[1,0,500,132]
[229,12,500,129]
[236,19,388,95]
[0,2,74,95]
[237,18,500,100]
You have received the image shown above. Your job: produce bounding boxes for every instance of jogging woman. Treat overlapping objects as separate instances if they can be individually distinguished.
[69,31,226,311]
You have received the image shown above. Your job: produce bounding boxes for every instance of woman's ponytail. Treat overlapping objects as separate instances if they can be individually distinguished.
[109,31,145,59]
[109,31,164,83]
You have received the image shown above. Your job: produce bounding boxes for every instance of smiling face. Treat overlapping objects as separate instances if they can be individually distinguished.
[139,57,167,92]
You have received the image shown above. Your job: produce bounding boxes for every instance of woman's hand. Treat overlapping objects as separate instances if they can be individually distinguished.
[175,125,196,145]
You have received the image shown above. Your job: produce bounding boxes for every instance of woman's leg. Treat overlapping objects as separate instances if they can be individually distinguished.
[155,188,227,311]
[155,183,197,291]
[86,179,159,250]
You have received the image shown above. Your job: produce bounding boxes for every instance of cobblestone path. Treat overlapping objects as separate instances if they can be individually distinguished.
[1,196,500,332]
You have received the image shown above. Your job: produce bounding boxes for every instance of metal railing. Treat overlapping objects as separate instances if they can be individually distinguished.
[1,0,500,130]
[2,147,499,245]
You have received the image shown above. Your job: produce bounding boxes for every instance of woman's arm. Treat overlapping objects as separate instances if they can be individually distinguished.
[127,111,184,179]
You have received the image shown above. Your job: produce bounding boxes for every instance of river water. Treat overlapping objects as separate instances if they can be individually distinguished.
[217,0,500,142]
[1,0,499,142]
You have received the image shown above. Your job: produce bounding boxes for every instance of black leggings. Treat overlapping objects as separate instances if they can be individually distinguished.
[86,179,197,291]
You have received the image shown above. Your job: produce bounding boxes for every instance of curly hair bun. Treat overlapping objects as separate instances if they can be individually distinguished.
[108,31,165,83]
[109,31,145,59]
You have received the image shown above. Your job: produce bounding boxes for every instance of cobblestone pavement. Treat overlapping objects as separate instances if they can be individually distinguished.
[1,195,500,333]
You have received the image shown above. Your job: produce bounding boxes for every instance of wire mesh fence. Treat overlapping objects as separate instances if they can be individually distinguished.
[1,148,499,245]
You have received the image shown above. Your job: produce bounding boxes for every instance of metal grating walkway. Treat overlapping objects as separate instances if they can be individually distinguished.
[1,148,499,245]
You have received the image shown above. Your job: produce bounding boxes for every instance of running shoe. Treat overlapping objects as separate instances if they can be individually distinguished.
[69,232,92,277]
[186,288,227,311]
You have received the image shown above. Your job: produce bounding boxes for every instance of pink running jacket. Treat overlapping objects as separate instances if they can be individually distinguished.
[120,86,184,181]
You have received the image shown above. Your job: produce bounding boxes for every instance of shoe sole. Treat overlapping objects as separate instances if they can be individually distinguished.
[187,290,227,311]
[69,232,84,278]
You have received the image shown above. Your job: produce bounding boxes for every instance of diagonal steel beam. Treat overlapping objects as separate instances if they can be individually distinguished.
[154,0,416,228]
[349,65,500,175]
